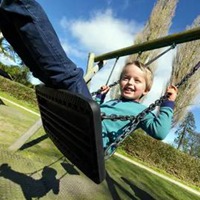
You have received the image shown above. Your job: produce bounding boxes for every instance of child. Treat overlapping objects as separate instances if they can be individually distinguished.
[97,61,178,150]
[0,0,178,152]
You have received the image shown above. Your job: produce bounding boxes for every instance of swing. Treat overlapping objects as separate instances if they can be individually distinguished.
[35,38,200,184]
[36,85,105,184]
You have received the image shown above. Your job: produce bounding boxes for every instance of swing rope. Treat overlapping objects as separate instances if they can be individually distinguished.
[145,43,176,65]
[91,44,176,96]
[104,61,200,159]
[26,156,64,176]
[91,57,120,96]
[105,57,120,85]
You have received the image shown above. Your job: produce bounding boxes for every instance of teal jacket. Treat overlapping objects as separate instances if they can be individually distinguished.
[96,95,174,149]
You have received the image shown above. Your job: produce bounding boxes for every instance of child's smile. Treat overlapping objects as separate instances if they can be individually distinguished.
[120,63,148,101]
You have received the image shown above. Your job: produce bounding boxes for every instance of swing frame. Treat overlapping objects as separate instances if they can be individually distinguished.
[85,27,200,84]
[35,27,200,184]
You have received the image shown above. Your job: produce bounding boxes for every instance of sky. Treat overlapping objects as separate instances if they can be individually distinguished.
[0,0,200,144]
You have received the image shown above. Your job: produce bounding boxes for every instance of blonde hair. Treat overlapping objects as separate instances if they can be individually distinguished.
[120,60,153,92]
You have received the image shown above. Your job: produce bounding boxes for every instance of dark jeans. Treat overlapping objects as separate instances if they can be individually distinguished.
[0,0,92,99]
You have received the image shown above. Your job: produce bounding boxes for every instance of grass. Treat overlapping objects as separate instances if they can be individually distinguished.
[0,91,39,113]
[0,105,38,146]
[106,156,200,200]
[117,148,200,192]
[0,91,200,200]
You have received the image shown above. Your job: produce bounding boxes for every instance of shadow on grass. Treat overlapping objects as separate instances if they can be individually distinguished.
[0,163,60,200]
[105,171,155,200]
[0,98,5,105]
[28,157,79,176]
[19,134,49,151]
[121,177,155,200]
[106,171,135,200]
[61,162,80,175]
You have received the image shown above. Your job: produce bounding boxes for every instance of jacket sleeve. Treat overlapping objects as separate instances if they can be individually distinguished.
[139,100,175,140]
[94,93,106,105]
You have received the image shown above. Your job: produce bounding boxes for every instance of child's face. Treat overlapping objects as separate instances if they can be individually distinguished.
[120,64,148,101]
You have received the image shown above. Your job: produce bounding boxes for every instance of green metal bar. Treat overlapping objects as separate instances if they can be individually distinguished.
[94,27,200,63]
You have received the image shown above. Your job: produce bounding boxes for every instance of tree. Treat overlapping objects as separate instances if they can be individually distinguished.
[0,31,32,87]
[186,131,200,158]
[169,16,200,126]
[128,0,178,69]
[0,62,32,87]
[174,111,196,150]
[110,0,178,99]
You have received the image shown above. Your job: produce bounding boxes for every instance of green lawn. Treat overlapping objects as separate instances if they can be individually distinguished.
[0,92,199,200]
[106,156,199,200]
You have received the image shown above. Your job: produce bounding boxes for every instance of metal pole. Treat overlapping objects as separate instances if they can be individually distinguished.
[94,27,200,62]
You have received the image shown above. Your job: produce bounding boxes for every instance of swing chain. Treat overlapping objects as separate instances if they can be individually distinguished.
[104,94,169,159]
[104,61,200,159]
[101,95,168,122]
[103,61,200,122]
[101,112,135,121]
[175,61,200,88]
[91,81,119,96]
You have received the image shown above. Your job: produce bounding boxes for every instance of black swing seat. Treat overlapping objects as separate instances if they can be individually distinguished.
[35,84,105,184]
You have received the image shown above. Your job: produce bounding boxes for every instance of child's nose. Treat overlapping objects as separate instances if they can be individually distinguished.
[128,78,134,85]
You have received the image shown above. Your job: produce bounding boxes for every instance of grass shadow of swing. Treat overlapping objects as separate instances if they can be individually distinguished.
[18,133,80,176]
[0,98,6,105]
[121,177,155,200]
[106,171,136,200]
[60,161,80,175]
[0,163,60,200]
[105,171,155,200]
[19,134,49,151]
[18,130,80,176]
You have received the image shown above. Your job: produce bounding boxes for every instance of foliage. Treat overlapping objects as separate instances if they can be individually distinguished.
[0,34,32,87]
[174,111,200,158]
[186,131,200,158]
[121,130,200,187]
[170,16,200,126]
[0,62,33,88]
[110,0,178,99]
[128,0,178,69]
[0,76,37,106]
[174,111,196,149]
[0,37,22,63]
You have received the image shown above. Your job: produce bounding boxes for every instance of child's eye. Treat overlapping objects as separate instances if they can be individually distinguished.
[135,79,141,83]
[122,76,129,80]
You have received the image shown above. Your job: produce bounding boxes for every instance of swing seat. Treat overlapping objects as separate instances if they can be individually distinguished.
[35,84,105,184]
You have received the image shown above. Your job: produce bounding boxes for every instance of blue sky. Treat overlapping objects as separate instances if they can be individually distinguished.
[1,0,200,144]
[35,0,199,71]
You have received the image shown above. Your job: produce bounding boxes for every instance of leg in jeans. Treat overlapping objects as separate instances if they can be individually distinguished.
[0,0,92,99]
[0,8,49,84]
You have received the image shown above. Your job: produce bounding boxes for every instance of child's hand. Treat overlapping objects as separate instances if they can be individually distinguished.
[166,85,178,101]
[100,85,110,95]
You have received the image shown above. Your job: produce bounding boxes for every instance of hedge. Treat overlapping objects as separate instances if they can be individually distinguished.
[121,130,200,187]
[0,76,37,106]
